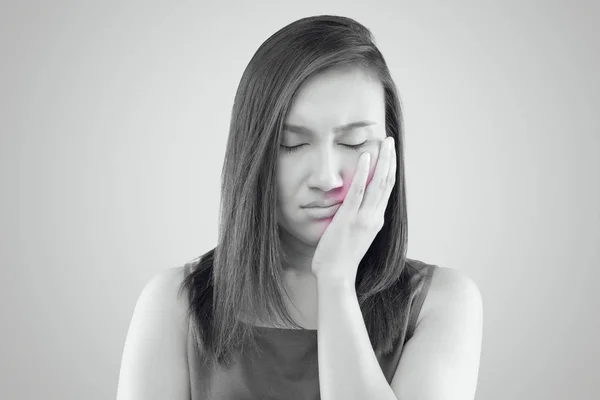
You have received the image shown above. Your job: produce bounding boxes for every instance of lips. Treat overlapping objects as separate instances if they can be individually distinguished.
[302,200,342,208]
[304,202,342,219]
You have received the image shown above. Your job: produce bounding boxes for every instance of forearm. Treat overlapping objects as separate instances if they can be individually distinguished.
[316,277,398,400]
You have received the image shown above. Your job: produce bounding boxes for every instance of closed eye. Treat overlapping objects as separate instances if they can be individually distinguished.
[280,141,368,154]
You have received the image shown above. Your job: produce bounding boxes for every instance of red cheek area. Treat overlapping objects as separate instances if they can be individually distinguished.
[338,161,377,201]
[314,163,377,231]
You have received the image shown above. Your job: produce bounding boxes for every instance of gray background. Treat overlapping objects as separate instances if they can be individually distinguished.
[1,1,598,399]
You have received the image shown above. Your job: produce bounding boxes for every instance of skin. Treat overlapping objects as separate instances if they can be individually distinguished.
[275,65,388,328]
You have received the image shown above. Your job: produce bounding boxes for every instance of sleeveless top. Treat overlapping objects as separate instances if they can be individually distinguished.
[183,258,437,400]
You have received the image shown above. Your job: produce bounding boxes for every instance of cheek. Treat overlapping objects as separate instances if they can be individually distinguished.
[339,160,377,200]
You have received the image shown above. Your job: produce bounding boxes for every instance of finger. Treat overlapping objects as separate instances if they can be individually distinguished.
[341,151,370,217]
[362,137,393,212]
[377,138,396,213]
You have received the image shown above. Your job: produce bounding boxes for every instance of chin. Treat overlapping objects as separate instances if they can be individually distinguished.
[279,212,333,244]
[298,218,333,243]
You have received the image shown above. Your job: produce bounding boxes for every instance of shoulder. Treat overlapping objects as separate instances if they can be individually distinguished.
[390,266,483,399]
[117,266,191,399]
[431,266,481,305]
[142,266,187,297]
[140,266,186,307]
[419,265,482,326]
[135,266,190,331]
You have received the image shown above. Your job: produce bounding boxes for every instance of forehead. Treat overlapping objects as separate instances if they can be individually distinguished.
[286,67,385,125]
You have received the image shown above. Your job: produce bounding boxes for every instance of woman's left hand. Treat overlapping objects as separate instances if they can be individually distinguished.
[311,136,397,284]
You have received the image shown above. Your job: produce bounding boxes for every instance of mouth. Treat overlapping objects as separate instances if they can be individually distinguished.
[304,202,342,219]
[305,203,341,209]
[302,200,343,209]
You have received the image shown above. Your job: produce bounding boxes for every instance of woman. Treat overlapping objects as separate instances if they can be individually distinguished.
[117,15,483,400]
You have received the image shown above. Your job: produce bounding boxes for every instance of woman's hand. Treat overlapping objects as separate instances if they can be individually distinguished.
[311,136,397,284]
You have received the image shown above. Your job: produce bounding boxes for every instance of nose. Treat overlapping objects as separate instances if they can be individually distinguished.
[306,146,345,192]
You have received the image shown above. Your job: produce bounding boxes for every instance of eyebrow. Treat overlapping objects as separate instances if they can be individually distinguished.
[282,120,377,136]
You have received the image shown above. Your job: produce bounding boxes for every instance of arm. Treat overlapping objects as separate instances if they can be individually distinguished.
[316,266,483,400]
[116,267,191,400]
[316,276,397,400]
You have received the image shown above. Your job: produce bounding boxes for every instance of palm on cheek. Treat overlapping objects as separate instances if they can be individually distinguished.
[311,137,397,282]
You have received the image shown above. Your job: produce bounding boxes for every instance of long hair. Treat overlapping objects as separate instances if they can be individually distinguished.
[179,14,420,369]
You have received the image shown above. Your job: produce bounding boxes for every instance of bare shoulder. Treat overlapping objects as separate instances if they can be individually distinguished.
[419,266,482,325]
[139,266,190,331]
[391,266,483,399]
[116,265,190,400]
[147,265,189,293]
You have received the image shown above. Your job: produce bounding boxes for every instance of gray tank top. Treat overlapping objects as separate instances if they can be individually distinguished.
[183,259,436,399]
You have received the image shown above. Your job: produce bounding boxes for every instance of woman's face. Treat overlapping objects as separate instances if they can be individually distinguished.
[276,66,388,247]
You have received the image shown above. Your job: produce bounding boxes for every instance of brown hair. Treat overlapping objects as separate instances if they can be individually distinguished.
[179,14,419,369]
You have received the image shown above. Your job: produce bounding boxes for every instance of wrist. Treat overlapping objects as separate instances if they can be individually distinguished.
[315,273,356,291]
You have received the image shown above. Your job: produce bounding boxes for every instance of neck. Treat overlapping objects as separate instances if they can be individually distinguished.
[278,226,316,276]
